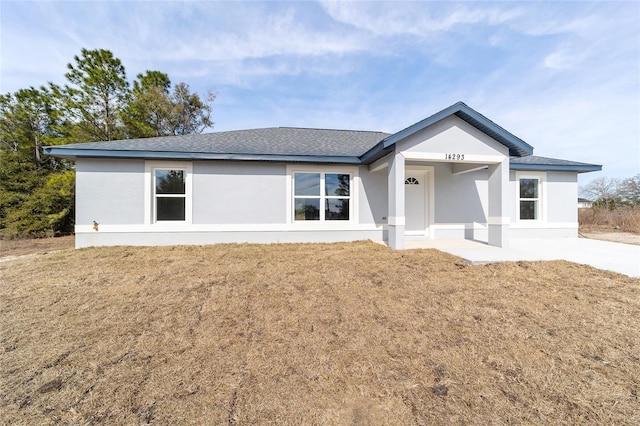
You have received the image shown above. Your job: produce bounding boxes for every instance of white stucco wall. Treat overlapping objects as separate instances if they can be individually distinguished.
[192,162,287,224]
[546,172,578,223]
[74,159,386,248]
[359,165,388,225]
[76,159,145,226]
[432,164,488,224]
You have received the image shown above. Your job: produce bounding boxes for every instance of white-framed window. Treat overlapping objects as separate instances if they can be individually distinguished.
[155,169,187,221]
[516,172,545,221]
[291,171,352,222]
[145,161,192,224]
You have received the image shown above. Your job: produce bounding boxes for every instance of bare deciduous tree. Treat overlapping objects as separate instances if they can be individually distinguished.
[580,177,621,207]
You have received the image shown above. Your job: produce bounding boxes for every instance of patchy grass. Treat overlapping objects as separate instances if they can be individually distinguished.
[1,241,639,424]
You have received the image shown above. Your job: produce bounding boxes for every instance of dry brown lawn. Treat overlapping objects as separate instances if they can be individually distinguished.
[1,241,639,425]
[0,236,75,259]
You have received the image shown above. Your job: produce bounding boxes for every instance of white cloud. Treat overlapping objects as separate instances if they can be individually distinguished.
[154,7,370,63]
[543,43,585,69]
[319,1,521,37]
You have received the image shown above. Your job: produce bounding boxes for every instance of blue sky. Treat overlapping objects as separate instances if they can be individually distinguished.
[1,1,638,186]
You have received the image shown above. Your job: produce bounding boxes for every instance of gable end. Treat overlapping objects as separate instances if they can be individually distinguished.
[377,102,533,158]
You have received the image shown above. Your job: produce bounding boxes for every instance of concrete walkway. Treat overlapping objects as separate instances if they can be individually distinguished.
[404,238,640,278]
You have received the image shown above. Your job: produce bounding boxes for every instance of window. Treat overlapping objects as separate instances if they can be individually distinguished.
[405,177,419,185]
[293,172,350,221]
[145,161,192,224]
[155,169,186,221]
[518,177,540,220]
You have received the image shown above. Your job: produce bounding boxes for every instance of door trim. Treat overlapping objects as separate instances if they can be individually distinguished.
[405,166,434,238]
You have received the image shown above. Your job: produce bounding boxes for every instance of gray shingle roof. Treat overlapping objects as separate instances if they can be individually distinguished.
[51,127,391,158]
[42,103,601,173]
[510,155,601,172]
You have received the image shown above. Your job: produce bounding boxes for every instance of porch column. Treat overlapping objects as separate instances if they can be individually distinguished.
[487,158,510,247]
[388,152,405,250]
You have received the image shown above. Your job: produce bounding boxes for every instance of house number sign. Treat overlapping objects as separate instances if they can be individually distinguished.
[445,153,465,160]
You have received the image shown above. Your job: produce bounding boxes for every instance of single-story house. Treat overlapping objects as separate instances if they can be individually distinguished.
[45,102,601,249]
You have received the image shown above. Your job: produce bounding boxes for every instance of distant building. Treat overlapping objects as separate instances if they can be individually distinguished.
[578,198,594,209]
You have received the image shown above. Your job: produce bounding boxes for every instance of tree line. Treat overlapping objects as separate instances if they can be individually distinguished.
[581,175,640,208]
[0,48,214,238]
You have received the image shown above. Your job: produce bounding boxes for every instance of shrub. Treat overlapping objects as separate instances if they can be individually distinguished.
[579,205,640,234]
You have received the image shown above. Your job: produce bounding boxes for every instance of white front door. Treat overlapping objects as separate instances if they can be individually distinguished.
[405,171,427,235]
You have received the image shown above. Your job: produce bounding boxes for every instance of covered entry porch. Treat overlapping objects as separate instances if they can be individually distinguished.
[371,151,511,250]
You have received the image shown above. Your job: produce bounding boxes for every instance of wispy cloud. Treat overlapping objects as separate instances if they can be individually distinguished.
[319,1,521,37]
[1,1,369,89]
[155,6,369,62]
[543,43,584,70]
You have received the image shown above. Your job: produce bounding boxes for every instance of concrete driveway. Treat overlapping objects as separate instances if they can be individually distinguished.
[405,238,640,277]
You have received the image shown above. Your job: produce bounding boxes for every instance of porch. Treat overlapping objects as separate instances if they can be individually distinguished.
[372,151,511,250]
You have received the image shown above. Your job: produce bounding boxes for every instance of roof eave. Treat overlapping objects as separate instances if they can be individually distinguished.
[43,146,362,164]
[359,139,395,165]
[510,163,602,173]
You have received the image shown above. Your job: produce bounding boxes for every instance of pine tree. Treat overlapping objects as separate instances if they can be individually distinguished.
[0,87,74,237]
[52,48,130,142]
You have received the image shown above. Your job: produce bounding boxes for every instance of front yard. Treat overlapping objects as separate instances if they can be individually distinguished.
[1,241,638,424]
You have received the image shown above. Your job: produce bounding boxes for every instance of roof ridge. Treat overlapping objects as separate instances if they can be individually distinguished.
[276,126,389,134]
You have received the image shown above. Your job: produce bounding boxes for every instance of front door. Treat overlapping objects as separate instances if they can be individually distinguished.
[405,171,427,235]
